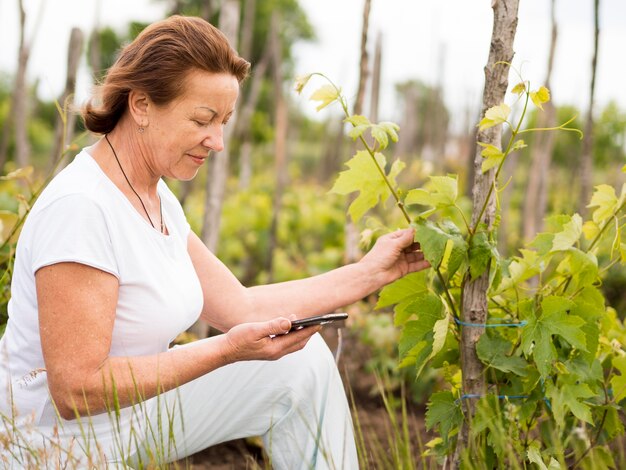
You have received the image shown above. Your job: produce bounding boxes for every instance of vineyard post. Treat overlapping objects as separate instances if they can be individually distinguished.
[452,0,520,466]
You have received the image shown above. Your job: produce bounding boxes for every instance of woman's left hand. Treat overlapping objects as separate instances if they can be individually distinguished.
[359,227,430,287]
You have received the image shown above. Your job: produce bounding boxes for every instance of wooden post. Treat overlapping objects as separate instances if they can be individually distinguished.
[452,0,520,466]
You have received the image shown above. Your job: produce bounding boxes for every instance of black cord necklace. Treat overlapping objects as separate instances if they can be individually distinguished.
[104,134,164,234]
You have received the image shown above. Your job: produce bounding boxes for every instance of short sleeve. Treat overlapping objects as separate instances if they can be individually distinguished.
[29,194,120,277]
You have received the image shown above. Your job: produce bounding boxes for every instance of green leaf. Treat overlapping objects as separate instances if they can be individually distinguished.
[376,271,430,326]
[529,232,555,256]
[587,184,621,225]
[610,356,626,403]
[497,249,542,292]
[578,446,616,470]
[597,405,625,440]
[511,139,527,152]
[376,270,429,309]
[556,249,598,291]
[529,86,551,110]
[345,115,370,127]
[425,391,463,445]
[469,230,494,279]
[512,81,526,95]
[398,292,447,377]
[345,115,371,141]
[478,103,511,131]
[550,214,582,252]
[521,296,586,377]
[571,290,603,364]
[294,73,313,94]
[330,151,404,222]
[478,141,504,173]
[477,334,528,376]
[413,219,468,276]
[546,381,594,428]
[370,125,389,149]
[309,84,340,111]
[405,175,458,212]
[378,121,400,143]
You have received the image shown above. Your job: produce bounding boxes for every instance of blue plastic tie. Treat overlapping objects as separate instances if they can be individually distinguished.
[455,393,529,405]
[454,317,528,328]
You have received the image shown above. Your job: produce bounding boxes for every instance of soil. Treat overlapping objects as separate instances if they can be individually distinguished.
[175,326,433,469]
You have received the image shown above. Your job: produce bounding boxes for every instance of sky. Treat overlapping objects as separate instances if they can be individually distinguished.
[0,0,625,131]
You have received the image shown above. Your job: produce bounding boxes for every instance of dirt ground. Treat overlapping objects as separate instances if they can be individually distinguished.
[178,326,431,469]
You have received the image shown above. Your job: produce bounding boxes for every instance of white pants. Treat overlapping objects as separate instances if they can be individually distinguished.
[126,333,357,469]
[1,334,357,469]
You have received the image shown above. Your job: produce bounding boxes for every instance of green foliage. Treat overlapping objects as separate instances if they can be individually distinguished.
[297,72,626,468]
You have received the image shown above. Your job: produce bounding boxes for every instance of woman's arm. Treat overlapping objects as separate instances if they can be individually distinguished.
[37,262,318,420]
[189,228,429,330]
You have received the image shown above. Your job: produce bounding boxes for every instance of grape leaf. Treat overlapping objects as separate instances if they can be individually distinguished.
[550,214,582,252]
[596,405,625,440]
[405,175,458,216]
[413,219,468,276]
[546,381,594,427]
[477,334,528,376]
[469,230,495,279]
[425,391,462,445]
[346,115,371,141]
[578,446,616,470]
[527,444,561,470]
[512,81,526,95]
[530,86,551,110]
[478,103,511,131]
[521,296,586,377]
[477,142,504,173]
[309,84,340,111]
[610,356,626,403]
[587,184,623,225]
[330,151,404,222]
[378,122,400,142]
[398,292,447,377]
[293,74,313,94]
[556,248,598,291]
[571,289,603,364]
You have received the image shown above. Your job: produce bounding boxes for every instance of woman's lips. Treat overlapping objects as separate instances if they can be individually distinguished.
[188,154,207,165]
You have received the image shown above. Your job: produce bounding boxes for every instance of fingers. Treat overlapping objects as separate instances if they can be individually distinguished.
[266,317,292,336]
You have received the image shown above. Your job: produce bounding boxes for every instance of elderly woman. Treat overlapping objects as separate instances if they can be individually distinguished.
[0,15,428,469]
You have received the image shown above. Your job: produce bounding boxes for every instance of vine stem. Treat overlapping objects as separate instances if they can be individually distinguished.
[311,73,460,317]
[468,90,530,245]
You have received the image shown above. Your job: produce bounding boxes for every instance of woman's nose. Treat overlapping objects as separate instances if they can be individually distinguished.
[203,126,225,152]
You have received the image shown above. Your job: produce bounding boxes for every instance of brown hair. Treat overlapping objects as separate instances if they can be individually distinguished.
[82,15,250,134]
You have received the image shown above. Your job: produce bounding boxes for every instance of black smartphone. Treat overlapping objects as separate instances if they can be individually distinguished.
[289,313,348,332]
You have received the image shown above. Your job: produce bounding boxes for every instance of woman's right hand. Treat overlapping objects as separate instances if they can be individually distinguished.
[223,317,321,363]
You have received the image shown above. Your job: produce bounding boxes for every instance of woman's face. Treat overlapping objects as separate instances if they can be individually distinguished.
[145,69,240,181]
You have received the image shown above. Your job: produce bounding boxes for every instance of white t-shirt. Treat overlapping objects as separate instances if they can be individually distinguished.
[0,148,203,454]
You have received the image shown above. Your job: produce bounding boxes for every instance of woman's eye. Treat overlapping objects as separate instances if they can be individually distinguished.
[193,120,208,127]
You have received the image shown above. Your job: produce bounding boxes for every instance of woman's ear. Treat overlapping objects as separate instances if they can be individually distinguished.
[128,90,150,128]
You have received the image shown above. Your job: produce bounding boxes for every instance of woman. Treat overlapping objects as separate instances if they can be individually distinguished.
[0,15,428,468]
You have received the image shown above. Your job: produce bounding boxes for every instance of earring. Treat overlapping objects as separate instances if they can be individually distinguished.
[138,126,145,133]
